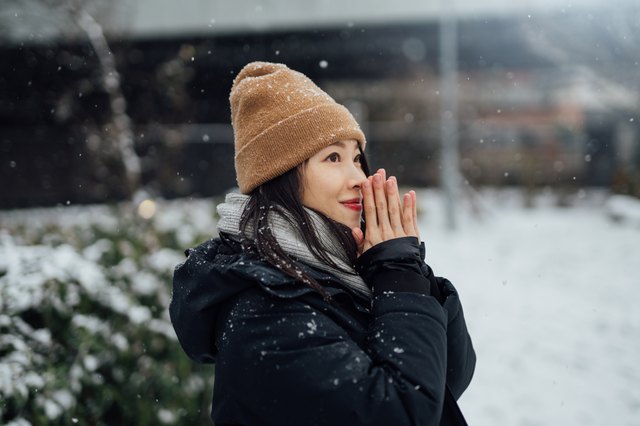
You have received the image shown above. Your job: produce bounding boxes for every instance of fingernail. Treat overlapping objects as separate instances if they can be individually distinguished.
[373,174,381,183]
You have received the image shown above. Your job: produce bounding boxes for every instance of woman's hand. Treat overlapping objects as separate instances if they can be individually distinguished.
[352,168,420,255]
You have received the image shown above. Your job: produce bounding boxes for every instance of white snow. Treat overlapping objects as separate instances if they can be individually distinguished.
[416,189,640,426]
[111,333,129,352]
[157,408,177,424]
[128,305,152,325]
[52,389,74,409]
[83,355,99,372]
[72,314,110,334]
[145,248,185,274]
[82,238,113,262]
[604,194,640,226]
[307,319,318,334]
[40,397,62,419]
[130,270,161,296]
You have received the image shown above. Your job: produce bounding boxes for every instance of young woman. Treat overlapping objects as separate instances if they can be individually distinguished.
[170,62,475,425]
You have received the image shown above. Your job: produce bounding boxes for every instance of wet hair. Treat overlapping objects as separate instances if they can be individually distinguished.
[239,146,371,300]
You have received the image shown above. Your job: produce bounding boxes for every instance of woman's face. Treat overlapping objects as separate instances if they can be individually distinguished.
[300,139,367,230]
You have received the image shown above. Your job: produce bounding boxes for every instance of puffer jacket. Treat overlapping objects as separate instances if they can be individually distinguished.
[170,235,475,426]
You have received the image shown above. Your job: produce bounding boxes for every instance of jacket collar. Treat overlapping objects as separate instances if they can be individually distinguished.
[218,233,371,310]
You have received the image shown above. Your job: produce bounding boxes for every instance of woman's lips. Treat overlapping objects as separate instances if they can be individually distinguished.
[341,200,362,211]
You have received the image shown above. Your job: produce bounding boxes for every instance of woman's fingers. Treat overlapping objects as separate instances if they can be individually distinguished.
[362,177,376,226]
[402,192,415,236]
[372,173,391,235]
[411,190,420,240]
[361,177,380,244]
[401,191,420,240]
[360,170,420,254]
[386,177,404,234]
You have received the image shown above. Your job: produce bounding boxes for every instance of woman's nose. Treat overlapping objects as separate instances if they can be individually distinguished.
[347,167,367,189]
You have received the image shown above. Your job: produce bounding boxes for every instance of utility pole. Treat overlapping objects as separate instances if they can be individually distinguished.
[439,4,460,230]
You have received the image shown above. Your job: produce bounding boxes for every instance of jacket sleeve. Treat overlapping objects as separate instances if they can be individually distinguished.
[214,241,449,426]
[434,277,476,399]
[418,242,476,399]
[359,237,475,400]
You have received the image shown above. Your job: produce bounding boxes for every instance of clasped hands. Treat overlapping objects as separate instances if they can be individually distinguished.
[352,169,421,256]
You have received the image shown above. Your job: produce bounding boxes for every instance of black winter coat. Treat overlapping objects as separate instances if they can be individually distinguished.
[170,235,475,426]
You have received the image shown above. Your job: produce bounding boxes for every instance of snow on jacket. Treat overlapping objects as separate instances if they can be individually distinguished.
[170,235,476,425]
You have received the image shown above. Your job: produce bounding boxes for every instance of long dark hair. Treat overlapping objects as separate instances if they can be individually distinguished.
[239,147,371,300]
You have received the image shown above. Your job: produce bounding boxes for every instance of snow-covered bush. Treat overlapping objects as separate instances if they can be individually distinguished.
[0,199,219,425]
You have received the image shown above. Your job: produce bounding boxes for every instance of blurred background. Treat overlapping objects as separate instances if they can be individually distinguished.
[2,0,639,207]
[1,0,639,425]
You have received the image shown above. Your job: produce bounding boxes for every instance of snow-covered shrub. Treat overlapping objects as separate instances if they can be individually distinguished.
[0,198,219,425]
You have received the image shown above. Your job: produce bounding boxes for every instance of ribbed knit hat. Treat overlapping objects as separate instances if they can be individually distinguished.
[230,61,366,194]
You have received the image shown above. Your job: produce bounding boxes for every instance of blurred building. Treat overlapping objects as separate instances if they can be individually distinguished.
[1,0,639,207]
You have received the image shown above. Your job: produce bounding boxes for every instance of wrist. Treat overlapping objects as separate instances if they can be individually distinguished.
[355,237,430,295]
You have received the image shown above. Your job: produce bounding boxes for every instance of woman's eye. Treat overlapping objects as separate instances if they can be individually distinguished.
[326,153,340,162]
[354,154,361,163]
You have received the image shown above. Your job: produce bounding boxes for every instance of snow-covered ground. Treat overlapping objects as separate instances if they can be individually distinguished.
[416,189,640,426]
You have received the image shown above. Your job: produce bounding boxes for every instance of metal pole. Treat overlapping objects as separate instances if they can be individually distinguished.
[439,6,460,230]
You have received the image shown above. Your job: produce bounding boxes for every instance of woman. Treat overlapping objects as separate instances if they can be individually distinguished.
[170,62,475,425]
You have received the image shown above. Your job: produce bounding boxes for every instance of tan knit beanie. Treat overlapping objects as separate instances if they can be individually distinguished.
[230,61,366,194]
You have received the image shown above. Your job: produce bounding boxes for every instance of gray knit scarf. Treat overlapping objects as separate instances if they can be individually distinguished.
[216,192,372,300]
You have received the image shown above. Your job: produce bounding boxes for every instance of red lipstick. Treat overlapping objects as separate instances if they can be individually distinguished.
[341,198,362,211]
